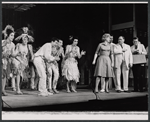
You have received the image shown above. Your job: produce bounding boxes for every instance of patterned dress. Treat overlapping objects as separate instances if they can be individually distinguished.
[2,40,15,79]
[62,45,80,83]
[11,43,28,78]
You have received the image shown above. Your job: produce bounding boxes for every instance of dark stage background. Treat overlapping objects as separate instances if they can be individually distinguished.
[2,4,148,86]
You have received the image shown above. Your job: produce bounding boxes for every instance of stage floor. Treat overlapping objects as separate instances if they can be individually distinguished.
[2,87,148,111]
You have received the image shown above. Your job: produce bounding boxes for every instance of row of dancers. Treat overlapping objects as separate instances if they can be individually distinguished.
[2,25,86,96]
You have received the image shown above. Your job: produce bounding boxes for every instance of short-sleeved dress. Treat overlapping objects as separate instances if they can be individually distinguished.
[94,42,113,77]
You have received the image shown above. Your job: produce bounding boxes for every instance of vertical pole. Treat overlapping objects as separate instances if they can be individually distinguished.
[108,4,111,33]
[108,4,113,89]
[133,4,137,37]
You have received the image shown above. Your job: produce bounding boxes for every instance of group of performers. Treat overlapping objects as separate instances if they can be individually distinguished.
[92,33,148,94]
[2,25,86,96]
[2,25,148,97]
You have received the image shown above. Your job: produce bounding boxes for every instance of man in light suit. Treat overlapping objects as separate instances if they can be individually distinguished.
[114,36,133,93]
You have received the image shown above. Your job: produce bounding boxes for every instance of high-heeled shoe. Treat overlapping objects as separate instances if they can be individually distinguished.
[16,91,23,95]
[67,89,71,93]
[71,89,77,93]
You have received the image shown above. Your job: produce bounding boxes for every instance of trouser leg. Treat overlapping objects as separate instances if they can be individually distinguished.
[122,61,129,91]
[33,57,48,95]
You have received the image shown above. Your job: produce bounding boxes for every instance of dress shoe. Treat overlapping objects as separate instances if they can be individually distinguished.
[120,89,124,92]
[94,91,99,93]
[124,90,131,93]
[105,90,109,93]
[116,90,121,93]
[132,90,139,92]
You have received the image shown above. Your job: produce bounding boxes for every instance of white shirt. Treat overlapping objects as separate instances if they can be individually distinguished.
[34,43,55,62]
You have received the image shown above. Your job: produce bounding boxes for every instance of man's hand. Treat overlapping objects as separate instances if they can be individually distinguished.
[81,50,86,55]
[122,49,127,52]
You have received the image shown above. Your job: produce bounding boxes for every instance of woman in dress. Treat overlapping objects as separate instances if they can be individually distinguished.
[92,33,114,93]
[11,32,34,95]
[62,36,86,93]
[2,25,15,96]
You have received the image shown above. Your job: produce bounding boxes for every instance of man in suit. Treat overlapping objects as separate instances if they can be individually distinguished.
[109,35,117,90]
[131,37,147,92]
[114,36,133,93]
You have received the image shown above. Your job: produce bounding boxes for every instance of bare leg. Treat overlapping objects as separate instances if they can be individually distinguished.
[11,77,16,91]
[16,74,23,94]
[100,77,105,92]
[70,81,77,92]
[95,77,100,93]
[105,77,109,93]
[2,77,8,96]
[66,81,71,93]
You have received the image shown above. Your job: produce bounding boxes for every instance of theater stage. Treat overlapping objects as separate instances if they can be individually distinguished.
[2,87,148,111]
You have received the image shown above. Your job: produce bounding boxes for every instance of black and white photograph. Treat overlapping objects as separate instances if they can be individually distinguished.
[1,1,148,120]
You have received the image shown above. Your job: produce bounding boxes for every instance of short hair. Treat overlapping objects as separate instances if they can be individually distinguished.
[102,33,111,41]
[6,29,14,39]
[133,37,138,40]
[119,36,125,40]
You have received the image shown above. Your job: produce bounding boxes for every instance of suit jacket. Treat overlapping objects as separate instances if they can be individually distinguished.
[131,43,147,55]
[114,43,133,69]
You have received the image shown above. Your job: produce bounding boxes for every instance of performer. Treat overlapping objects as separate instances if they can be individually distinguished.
[12,26,37,90]
[109,35,117,90]
[11,30,34,94]
[47,39,65,94]
[131,37,147,92]
[92,33,114,93]
[62,36,86,93]
[2,25,15,96]
[114,36,133,93]
[33,41,60,96]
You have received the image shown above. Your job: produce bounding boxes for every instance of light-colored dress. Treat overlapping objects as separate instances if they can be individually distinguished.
[94,42,113,77]
[12,43,28,78]
[2,40,15,79]
[62,45,80,83]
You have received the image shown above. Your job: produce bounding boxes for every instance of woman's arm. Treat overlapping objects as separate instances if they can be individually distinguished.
[11,43,20,57]
[110,45,114,67]
[92,44,101,65]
